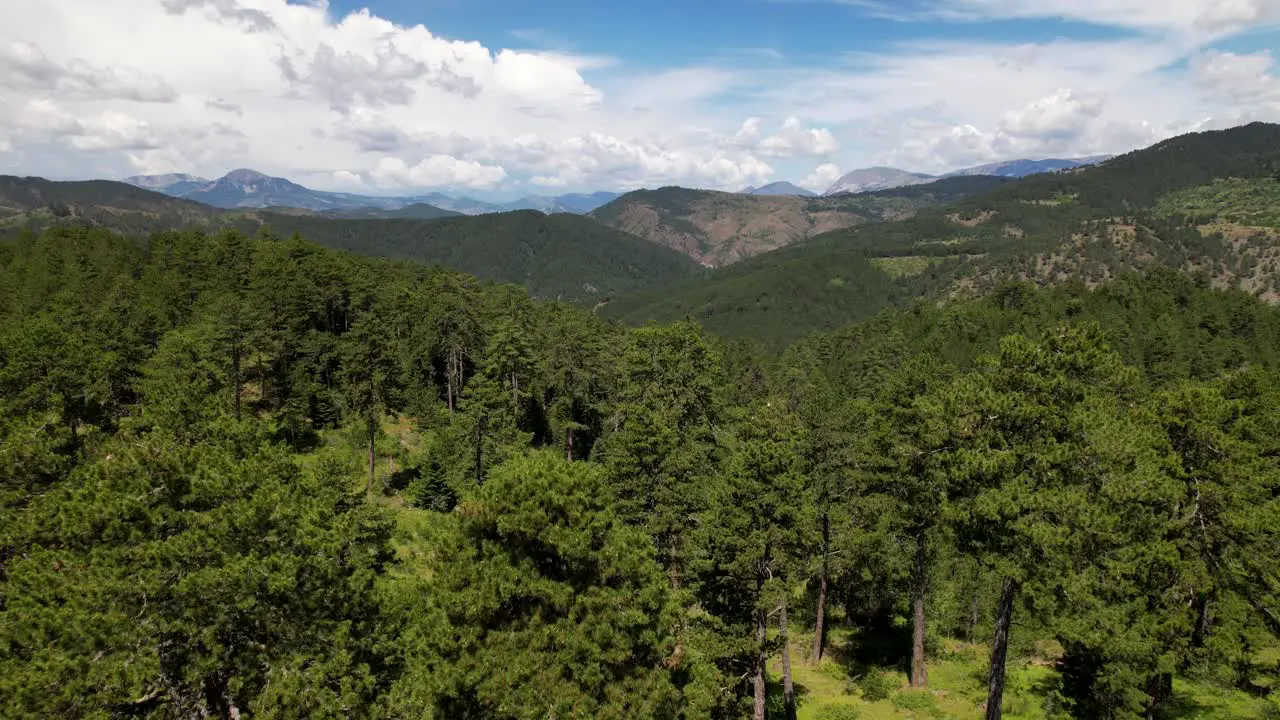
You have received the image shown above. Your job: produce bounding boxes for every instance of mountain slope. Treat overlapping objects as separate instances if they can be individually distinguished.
[748,182,817,197]
[944,156,1113,178]
[589,176,1008,266]
[0,175,694,302]
[0,175,216,233]
[605,122,1280,348]
[824,167,935,195]
[319,203,463,220]
[237,210,702,301]
[122,173,210,195]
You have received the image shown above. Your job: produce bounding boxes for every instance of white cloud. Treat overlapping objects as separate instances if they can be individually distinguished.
[1191,50,1280,104]
[802,163,843,192]
[1000,89,1104,139]
[370,155,507,189]
[732,116,839,158]
[0,0,1276,191]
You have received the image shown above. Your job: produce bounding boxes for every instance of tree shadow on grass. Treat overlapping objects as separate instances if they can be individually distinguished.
[765,677,812,719]
[828,615,914,681]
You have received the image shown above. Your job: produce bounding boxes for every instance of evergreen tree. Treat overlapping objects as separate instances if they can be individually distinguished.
[390,451,683,719]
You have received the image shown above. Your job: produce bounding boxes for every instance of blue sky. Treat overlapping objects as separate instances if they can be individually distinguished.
[2,0,1279,198]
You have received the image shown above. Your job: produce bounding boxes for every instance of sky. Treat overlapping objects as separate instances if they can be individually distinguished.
[1,0,1279,200]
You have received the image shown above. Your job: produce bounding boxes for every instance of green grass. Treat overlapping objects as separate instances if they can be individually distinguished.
[871,256,942,279]
[769,630,1271,720]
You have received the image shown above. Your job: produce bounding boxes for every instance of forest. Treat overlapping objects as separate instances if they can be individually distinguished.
[2,221,1279,720]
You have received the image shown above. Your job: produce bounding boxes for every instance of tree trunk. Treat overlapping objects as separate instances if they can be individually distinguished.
[811,511,830,665]
[911,531,929,687]
[566,426,574,462]
[366,413,376,499]
[474,414,487,486]
[985,576,1018,720]
[446,347,456,413]
[1191,593,1211,650]
[968,590,981,642]
[1144,672,1173,719]
[781,600,797,720]
[754,595,768,720]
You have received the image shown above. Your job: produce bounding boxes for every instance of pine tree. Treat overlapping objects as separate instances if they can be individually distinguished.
[391,451,683,719]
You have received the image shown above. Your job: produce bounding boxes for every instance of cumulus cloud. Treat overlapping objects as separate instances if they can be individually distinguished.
[802,163,843,192]
[0,41,177,103]
[0,0,1277,190]
[1191,50,1280,103]
[370,156,507,189]
[1000,89,1105,139]
[733,116,839,158]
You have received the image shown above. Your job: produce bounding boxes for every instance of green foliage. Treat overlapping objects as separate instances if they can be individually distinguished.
[389,451,684,719]
[814,703,863,720]
[237,209,702,301]
[1155,177,1280,227]
[0,431,394,718]
[858,671,898,702]
[890,689,942,717]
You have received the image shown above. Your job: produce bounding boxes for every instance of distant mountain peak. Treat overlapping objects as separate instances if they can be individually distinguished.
[943,156,1114,179]
[224,168,271,183]
[824,167,935,196]
[747,181,817,197]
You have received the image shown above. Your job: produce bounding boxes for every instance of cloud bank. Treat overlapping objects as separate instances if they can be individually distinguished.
[0,0,1276,194]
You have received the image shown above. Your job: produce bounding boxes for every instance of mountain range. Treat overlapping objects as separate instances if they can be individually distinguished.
[7,123,1280,348]
[122,170,620,216]
[820,156,1113,196]
[605,124,1280,348]
[123,155,1112,218]
[744,182,817,197]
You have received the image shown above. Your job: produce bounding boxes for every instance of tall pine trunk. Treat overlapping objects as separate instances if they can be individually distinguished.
[474,414,487,486]
[811,511,830,665]
[366,413,376,499]
[985,576,1018,720]
[753,571,768,720]
[911,531,929,687]
[781,600,797,720]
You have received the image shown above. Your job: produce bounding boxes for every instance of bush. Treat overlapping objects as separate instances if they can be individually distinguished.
[857,671,897,702]
[814,703,862,720]
[891,689,942,718]
[406,462,457,512]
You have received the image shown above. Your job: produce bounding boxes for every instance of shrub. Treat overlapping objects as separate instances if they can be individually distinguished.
[858,671,897,702]
[814,703,862,720]
[891,689,942,718]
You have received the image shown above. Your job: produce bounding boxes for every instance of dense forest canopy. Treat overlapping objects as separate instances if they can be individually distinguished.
[3,214,1280,719]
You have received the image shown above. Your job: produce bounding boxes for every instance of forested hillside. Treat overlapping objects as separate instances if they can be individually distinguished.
[589,176,1008,266]
[235,210,704,301]
[0,176,700,303]
[3,223,1278,719]
[607,123,1280,348]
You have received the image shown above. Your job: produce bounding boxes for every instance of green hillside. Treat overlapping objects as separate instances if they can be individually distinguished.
[606,122,1280,348]
[0,176,698,303]
[237,209,703,302]
[588,176,1009,266]
[0,175,216,233]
